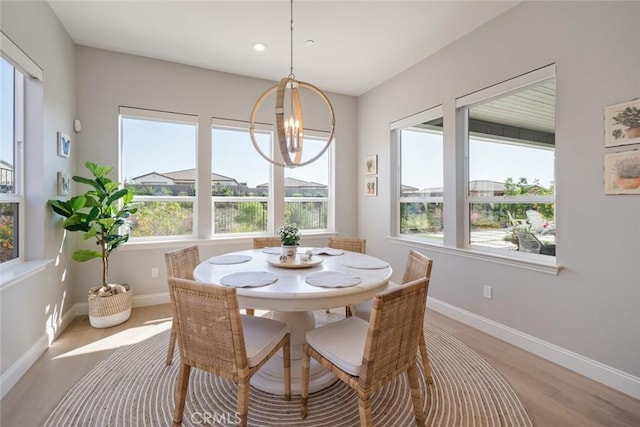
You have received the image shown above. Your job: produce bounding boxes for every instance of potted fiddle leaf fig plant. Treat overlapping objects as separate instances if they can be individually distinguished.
[48,162,137,328]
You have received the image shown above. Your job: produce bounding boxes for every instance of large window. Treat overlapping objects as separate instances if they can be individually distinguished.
[284,134,331,231]
[120,113,334,241]
[211,124,332,234]
[395,107,444,241]
[0,57,24,265]
[211,125,271,234]
[392,66,556,261]
[120,108,197,239]
[463,70,556,256]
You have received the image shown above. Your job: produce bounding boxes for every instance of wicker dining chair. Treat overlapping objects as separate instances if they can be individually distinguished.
[327,236,366,316]
[168,277,291,427]
[350,249,435,384]
[302,278,429,426]
[253,236,282,249]
[164,246,200,365]
[328,236,366,254]
[248,237,283,316]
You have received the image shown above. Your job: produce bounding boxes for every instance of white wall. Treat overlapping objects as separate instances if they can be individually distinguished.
[358,1,640,393]
[74,47,358,305]
[0,0,77,395]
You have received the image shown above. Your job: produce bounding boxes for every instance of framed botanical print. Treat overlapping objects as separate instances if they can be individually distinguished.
[365,154,377,175]
[57,171,70,195]
[604,149,640,194]
[605,99,640,147]
[365,176,377,196]
[57,132,71,157]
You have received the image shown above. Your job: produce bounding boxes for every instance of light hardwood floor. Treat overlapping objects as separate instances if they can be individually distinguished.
[1,304,639,426]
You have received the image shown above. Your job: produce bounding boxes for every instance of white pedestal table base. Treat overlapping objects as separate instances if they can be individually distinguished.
[250,311,337,395]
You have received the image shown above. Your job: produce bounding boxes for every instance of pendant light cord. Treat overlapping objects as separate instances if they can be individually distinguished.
[289,0,295,79]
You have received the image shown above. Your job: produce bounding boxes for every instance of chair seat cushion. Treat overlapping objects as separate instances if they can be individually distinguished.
[350,282,401,321]
[350,300,372,321]
[306,317,369,376]
[241,315,289,367]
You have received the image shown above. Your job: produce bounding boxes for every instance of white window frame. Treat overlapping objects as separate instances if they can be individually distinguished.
[0,60,24,267]
[391,105,444,244]
[211,119,274,236]
[284,128,334,234]
[211,119,335,236]
[0,32,47,285]
[119,107,199,241]
[456,64,556,256]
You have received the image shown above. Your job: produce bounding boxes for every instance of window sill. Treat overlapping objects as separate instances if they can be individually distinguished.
[120,231,338,252]
[0,259,54,292]
[387,236,561,275]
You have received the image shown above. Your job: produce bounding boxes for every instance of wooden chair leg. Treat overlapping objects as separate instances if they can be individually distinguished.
[345,306,352,318]
[172,363,191,427]
[237,378,250,427]
[166,323,177,365]
[407,363,426,426]
[418,333,434,385]
[325,308,330,313]
[301,345,310,419]
[357,395,373,427]
[283,335,291,401]
[245,308,255,316]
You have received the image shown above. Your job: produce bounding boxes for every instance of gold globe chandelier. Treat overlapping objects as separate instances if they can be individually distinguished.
[249,0,335,168]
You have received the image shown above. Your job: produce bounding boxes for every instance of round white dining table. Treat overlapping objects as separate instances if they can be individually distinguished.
[193,247,392,395]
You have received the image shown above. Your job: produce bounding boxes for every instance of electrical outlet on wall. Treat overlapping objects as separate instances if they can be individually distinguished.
[483,285,492,299]
[151,268,159,278]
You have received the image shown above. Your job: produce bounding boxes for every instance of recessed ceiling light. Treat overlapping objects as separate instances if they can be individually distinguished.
[253,42,267,52]
[305,39,315,46]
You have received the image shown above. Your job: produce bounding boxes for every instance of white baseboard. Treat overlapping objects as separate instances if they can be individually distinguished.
[427,297,640,400]
[73,292,170,315]
[0,334,48,400]
[1,292,170,399]
[0,300,80,400]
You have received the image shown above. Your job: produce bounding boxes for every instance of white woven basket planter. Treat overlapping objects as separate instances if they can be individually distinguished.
[88,285,132,328]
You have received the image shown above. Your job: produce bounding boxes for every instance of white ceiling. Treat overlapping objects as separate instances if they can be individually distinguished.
[47,0,519,96]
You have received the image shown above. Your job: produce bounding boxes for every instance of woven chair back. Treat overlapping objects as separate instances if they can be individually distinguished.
[253,237,282,249]
[359,277,429,390]
[328,237,366,253]
[401,249,432,284]
[164,246,200,280]
[168,277,247,381]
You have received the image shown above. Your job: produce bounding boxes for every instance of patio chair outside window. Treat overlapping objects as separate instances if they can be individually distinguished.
[516,232,556,256]
[507,210,528,230]
[526,209,555,235]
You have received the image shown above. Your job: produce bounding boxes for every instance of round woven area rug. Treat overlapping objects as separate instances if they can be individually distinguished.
[45,311,532,426]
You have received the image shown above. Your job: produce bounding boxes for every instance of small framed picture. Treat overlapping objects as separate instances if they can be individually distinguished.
[605,99,640,147]
[364,154,378,175]
[57,132,71,157]
[604,149,640,194]
[365,176,377,196]
[57,171,70,195]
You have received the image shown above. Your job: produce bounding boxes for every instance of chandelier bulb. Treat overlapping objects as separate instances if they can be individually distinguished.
[248,0,335,168]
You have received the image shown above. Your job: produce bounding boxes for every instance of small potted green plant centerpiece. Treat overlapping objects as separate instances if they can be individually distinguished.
[48,162,137,328]
[614,156,640,190]
[612,105,640,139]
[277,224,300,261]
